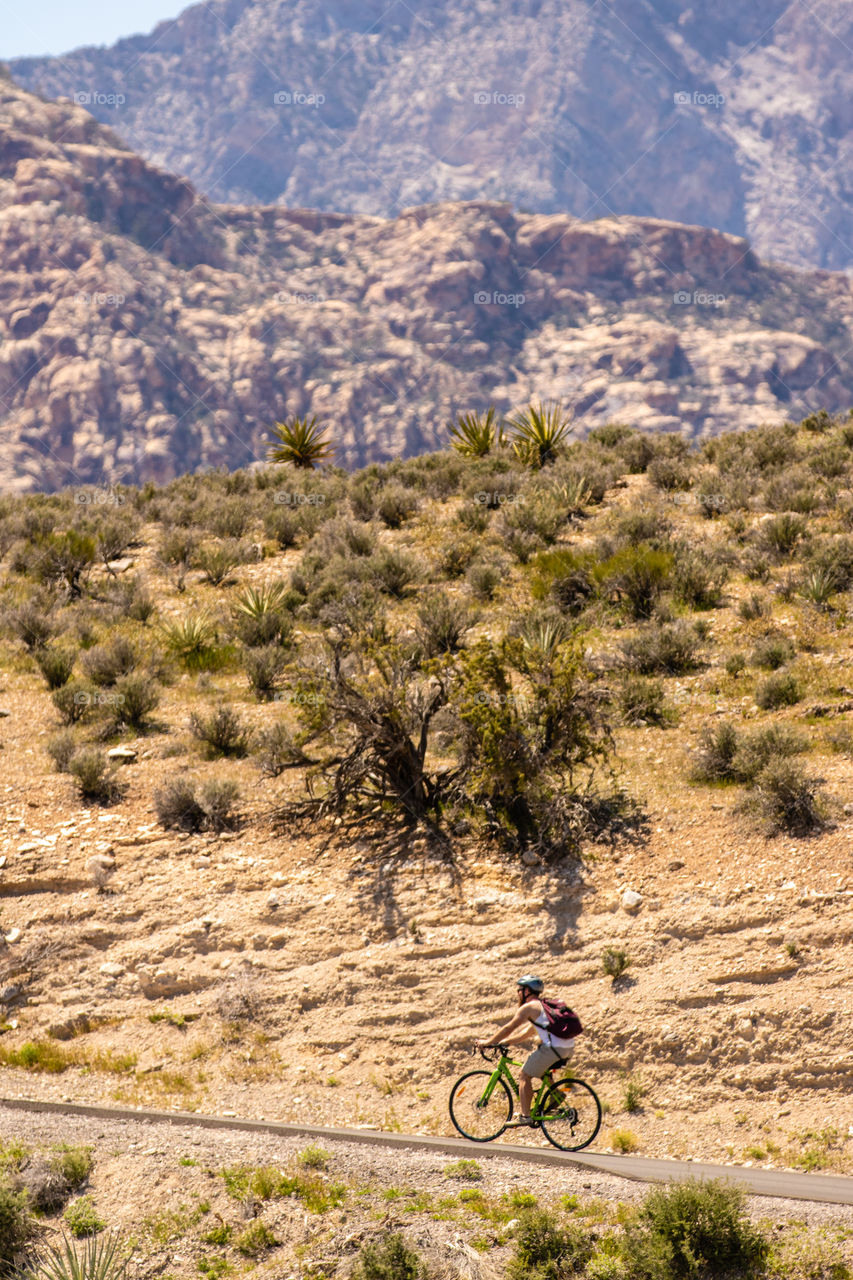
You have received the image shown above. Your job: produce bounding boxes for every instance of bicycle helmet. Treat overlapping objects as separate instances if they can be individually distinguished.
[517,974,544,994]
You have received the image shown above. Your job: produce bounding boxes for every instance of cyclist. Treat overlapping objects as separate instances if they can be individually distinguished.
[475,974,577,1127]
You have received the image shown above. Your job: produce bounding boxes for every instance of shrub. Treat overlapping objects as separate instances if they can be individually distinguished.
[68,750,122,805]
[5,599,55,650]
[231,583,293,648]
[602,948,630,982]
[614,509,671,549]
[738,592,771,621]
[52,1147,94,1191]
[748,760,825,835]
[647,457,691,492]
[620,622,702,675]
[195,540,246,586]
[47,731,78,773]
[436,535,479,578]
[618,676,675,727]
[755,671,800,710]
[366,549,418,597]
[377,485,418,528]
[352,1232,426,1280]
[234,1222,277,1257]
[161,613,221,671]
[601,545,673,619]
[254,722,305,776]
[64,1195,105,1238]
[506,1208,594,1280]
[443,1159,482,1182]
[154,778,239,833]
[297,1145,330,1171]
[0,1176,33,1270]
[243,645,287,701]
[610,1129,639,1153]
[81,637,138,688]
[761,513,808,558]
[724,652,747,677]
[622,1076,645,1113]
[733,725,806,784]
[415,592,476,656]
[691,722,740,783]
[189,705,248,758]
[466,562,501,600]
[750,635,795,670]
[628,1178,767,1279]
[263,507,301,549]
[34,646,75,690]
[671,551,727,610]
[109,673,160,732]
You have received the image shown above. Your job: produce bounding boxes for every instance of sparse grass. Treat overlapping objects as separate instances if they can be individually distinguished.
[234,1221,278,1257]
[64,1195,105,1237]
[443,1159,483,1182]
[297,1144,330,1171]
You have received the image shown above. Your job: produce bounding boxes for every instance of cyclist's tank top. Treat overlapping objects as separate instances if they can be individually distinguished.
[532,1009,575,1052]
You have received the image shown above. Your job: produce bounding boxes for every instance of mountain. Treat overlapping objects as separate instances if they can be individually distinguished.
[9,0,853,270]
[2,73,853,493]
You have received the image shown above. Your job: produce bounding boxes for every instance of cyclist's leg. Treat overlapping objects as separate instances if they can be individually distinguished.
[517,1045,561,1119]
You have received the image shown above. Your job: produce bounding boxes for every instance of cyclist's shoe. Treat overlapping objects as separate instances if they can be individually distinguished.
[506,1115,536,1127]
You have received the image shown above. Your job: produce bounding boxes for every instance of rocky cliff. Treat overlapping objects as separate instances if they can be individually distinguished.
[2,75,853,492]
[10,0,853,269]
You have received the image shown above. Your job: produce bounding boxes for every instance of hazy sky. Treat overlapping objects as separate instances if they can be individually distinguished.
[2,0,185,59]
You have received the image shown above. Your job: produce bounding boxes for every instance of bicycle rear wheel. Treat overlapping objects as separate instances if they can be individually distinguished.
[449,1070,513,1142]
[538,1077,602,1151]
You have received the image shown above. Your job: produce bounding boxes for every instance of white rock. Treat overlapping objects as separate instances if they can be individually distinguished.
[107,746,137,763]
[266,891,280,909]
[521,850,539,866]
[621,888,643,912]
[100,962,124,977]
[5,929,21,943]
[17,843,39,854]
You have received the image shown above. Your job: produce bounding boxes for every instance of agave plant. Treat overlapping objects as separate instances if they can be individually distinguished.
[799,565,837,610]
[160,611,219,670]
[520,614,569,662]
[267,415,334,469]
[231,582,293,647]
[448,407,505,457]
[25,1232,131,1280]
[507,401,573,468]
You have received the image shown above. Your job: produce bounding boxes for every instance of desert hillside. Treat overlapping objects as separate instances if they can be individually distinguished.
[10,0,853,270]
[0,411,851,1201]
[3,75,853,491]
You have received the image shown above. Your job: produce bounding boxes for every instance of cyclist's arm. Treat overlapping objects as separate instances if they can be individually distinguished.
[476,1000,540,1048]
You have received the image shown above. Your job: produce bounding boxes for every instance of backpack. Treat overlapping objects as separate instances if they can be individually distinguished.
[539,997,583,1040]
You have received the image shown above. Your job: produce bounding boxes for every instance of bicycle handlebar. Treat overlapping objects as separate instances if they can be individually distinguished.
[477,1043,511,1063]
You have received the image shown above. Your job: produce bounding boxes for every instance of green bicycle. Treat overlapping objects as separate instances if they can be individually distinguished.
[449,1044,602,1152]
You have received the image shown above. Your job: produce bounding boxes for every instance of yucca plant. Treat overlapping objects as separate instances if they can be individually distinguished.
[448,408,505,457]
[160,612,219,670]
[799,565,837,609]
[24,1231,131,1280]
[520,614,569,662]
[231,582,293,647]
[507,401,573,468]
[268,415,333,469]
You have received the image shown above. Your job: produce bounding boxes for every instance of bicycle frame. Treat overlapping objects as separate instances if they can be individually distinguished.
[476,1052,570,1115]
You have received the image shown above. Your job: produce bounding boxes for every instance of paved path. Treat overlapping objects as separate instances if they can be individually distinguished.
[3,1096,852,1205]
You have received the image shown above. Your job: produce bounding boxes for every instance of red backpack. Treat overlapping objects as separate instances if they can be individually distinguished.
[540,997,583,1040]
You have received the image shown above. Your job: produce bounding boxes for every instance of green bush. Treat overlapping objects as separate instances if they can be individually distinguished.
[0,1176,33,1269]
[691,722,740,783]
[755,671,800,710]
[466,562,501,600]
[34,646,75,690]
[627,1178,767,1279]
[254,722,304,777]
[620,622,702,675]
[64,1195,105,1238]
[195,540,246,586]
[234,1222,277,1257]
[352,1232,426,1280]
[52,1146,94,1191]
[47,731,78,773]
[154,778,240,833]
[243,645,287,701]
[600,545,673,620]
[189,705,248,758]
[760,513,808,558]
[296,1144,330,1171]
[415,592,476,656]
[68,750,122,805]
[506,1208,594,1280]
[377,485,419,529]
[602,947,630,982]
[750,635,795,670]
[618,676,676,728]
[747,760,825,835]
[81,637,138,688]
[671,550,727,610]
[738,593,771,620]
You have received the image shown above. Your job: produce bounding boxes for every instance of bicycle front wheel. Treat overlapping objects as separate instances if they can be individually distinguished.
[449,1070,513,1142]
[538,1077,602,1151]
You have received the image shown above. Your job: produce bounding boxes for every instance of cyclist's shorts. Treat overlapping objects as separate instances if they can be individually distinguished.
[524,1042,574,1078]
